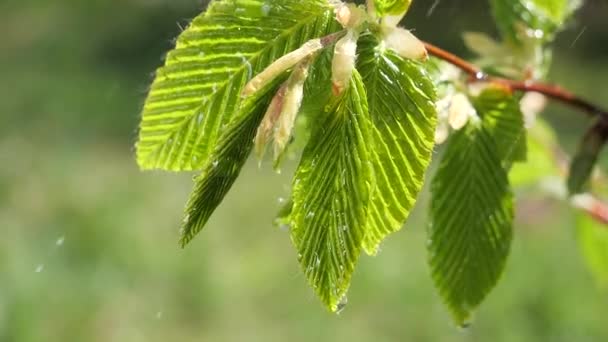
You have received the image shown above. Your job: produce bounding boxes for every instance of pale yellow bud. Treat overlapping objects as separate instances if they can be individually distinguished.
[383,27,427,61]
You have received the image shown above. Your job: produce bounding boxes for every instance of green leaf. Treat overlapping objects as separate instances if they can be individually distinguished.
[510,119,560,187]
[373,0,412,16]
[180,77,286,246]
[429,123,514,325]
[472,86,527,167]
[577,212,608,288]
[289,71,373,312]
[137,0,339,171]
[568,120,608,195]
[357,35,437,254]
[490,0,581,43]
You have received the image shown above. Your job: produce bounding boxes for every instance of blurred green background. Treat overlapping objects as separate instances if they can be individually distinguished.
[1,0,608,341]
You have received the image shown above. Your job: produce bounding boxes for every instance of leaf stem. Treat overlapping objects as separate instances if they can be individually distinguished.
[422,41,608,121]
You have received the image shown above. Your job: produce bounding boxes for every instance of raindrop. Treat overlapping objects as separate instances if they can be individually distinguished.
[156,311,163,319]
[277,197,286,205]
[261,3,271,16]
[55,236,65,246]
[35,264,44,273]
[458,321,472,331]
[212,160,219,168]
[427,0,441,17]
[336,295,348,314]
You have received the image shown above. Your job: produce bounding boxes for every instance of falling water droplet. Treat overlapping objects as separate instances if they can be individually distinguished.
[35,264,44,273]
[56,236,65,246]
[156,311,163,320]
[336,295,348,314]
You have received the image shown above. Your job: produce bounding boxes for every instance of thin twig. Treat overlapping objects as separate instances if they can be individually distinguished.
[423,41,608,121]
[424,41,608,228]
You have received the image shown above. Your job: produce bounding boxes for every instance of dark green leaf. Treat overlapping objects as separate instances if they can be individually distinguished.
[289,71,373,312]
[180,78,285,246]
[429,123,514,325]
[568,119,608,195]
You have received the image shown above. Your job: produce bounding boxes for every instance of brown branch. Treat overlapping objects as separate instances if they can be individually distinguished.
[423,41,608,121]
[425,41,608,228]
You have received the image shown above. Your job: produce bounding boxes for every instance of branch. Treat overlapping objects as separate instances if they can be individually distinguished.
[424,41,608,228]
[423,41,608,121]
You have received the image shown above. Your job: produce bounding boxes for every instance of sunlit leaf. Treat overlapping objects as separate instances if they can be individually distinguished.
[373,0,412,17]
[472,86,527,167]
[137,0,340,171]
[429,123,514,325]
[577,212,608,288]
[289,71,373,312]
[357,35,437,254]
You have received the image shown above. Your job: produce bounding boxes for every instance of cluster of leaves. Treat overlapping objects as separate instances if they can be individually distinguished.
[136,0,605,325]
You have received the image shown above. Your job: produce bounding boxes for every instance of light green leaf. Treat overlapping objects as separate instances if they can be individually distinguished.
[472,86,527,167]
[490,0,582,43]
[510,119,561,187]
[373,0,412,16]
[568,119,608,195]
[289,71,373,312]
[137,0,340,171]
[180,78,286,246]
[357,35,437,254]
[577,212,608,288]
[429,123,514,325]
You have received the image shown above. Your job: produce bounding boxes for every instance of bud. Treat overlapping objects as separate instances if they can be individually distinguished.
[448,93,476,130]
[383,27,427,61]
[243,39,322,97]
[332,30,358,95]
[273,61,310,164]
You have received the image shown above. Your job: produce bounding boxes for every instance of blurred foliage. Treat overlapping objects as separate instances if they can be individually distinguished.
[1,0,608,341]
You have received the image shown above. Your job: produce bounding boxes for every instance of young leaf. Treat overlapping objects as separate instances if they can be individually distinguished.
[429,123,514,325]
[373,0,412,17]
[510,119,561,187]
[472,86,527,167]
[568,119,608,195]
[180,78,286,246]
[289,71,373,312]
[576,212,608,288]
[490,0,581,43]
[137,0,339,171]
[357,35,437,254]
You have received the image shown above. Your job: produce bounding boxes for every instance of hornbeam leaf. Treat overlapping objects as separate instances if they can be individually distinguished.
[357,35,437,254]
[490,0,582,43]
[568,119,608,195]
[429,123,514,325]
[576,212,608,288]
[473,86,527,167]
[290,71,373,312]
[373,0,412,17]
[137,0,340,171]
[180,77,285,246]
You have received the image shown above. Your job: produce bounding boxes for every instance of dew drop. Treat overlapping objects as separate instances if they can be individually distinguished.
[336,295,348,314]
[261,3,271,16]
[55,236,65,246]
[212,160,219,168]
